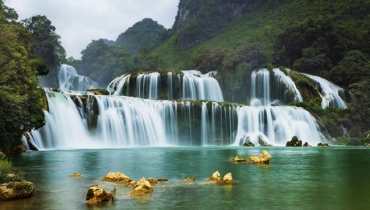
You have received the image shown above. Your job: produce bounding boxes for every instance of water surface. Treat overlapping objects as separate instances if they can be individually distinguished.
[4,146,370,209]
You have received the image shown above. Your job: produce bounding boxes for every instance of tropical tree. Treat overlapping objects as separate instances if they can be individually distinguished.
[22,15,66,87]
[0,1,47,152]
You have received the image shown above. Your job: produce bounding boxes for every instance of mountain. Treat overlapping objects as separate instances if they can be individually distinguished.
[114,18,167,55]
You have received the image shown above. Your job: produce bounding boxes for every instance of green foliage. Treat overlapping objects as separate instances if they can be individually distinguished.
[0,156,24,183]
[0,1,46,152]
[115,18,167,55]
[22,15,66,87]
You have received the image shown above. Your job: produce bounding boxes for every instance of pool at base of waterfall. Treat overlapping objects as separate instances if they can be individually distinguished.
[4,146,370,209]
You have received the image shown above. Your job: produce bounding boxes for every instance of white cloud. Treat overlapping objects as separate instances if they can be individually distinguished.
[5,0,179,59]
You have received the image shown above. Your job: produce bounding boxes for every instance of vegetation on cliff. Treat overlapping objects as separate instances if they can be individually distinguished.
[0,1,48,152]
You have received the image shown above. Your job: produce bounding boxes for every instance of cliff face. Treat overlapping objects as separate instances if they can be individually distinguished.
[172,0,268,49]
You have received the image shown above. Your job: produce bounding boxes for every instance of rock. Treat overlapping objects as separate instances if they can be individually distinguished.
[0,181,35,200]
[303,142,311,147]
[156,178,168,181]
[130,177,153,195]
[286,136,302,146]
[69,172,83,178]
[248,150,271,164]
[258,135,268,146]
[210,172,233,184]
[128,180,137,188]
[102,172,132,183]
[14,145,26,153]
[209,171,221,181]
[222,173,233,184]
[242,141,255,147]
[364,143,370,146]
[181,176,195,181]
[147,178,158,185]
[231,156,247,162]
[317,143,329,146]
[85,187,114,204]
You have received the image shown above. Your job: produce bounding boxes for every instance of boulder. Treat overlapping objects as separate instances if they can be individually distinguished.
[0,181,35,200]
[242,141,255,147]
[69,172,83,178]
[102,172,132,183]
[85,187,114,204]
[209,172,233,185]
[209,171,221,182]
[248,150,271,164]
[222,173,233,184]
[286,136,302,146]
[147,178,158,185]
[231,156,247,162]
[364,143,370,147]
[317,143,329,146]
[303,142,311,147]
[130,177,153,195]
[156,178,168,182]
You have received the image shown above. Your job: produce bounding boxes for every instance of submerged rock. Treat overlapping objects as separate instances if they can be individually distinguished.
[147,178,158,185]
[181,176,195,182]
[0,181,35,200]
[102,172,132,183]
[248,150,271,164]
[231,156,247,162]
[130,177,153,195]
[69,172,83,178]
[85,187,114,204]
[156,178,168,182]
[317,143,330,146]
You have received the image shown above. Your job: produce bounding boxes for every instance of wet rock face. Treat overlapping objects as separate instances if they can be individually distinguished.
[130,177,153,195]
[85,187,114,204]
[248,150,271,164]
[0,181,35,200]
[209,171,233,185]
[102,172,132,183]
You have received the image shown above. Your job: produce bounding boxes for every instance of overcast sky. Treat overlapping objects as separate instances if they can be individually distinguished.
[5,0,179,59]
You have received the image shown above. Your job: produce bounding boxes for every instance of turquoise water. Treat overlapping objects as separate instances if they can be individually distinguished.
[3,146,370,209]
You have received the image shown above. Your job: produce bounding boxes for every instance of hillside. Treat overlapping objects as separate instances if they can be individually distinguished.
[114,18,167,55]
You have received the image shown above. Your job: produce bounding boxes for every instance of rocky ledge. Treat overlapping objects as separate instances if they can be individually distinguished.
[0,181,35,200]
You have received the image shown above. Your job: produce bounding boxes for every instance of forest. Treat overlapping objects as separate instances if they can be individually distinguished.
[1,0,370,152]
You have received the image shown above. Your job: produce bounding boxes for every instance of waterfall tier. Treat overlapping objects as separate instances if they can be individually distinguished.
[304,74,349,109]
[27,90,325,150]
[58,64,98,91]
[250,68,303,106]
[108,70,224,102]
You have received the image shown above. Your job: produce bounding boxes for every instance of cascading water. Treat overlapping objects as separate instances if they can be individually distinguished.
[58,64,98,91]
[233,106,324,145]
[107,70,224,102]
[250,68,303,106]
[304,74,348,108]
[25,65,335,150]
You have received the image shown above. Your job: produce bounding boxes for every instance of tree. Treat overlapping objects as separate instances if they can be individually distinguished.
[22,15,66,87]
[0,1,46,152]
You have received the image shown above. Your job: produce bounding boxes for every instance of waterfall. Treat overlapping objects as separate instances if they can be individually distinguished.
[234,106,324,146]
[107,70,224,101]
[58,64,98,91]
[250,68,303,106]
[304,74,348,108]
[25,66,339,150]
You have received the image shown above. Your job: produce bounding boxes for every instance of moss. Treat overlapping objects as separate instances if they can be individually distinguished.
[87,89,110,95]
[290,71,321,105]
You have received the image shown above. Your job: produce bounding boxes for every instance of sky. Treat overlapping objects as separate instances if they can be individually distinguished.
[5,0,180,59]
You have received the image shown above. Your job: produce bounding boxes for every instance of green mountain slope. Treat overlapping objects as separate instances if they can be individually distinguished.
[115,18,167,55]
